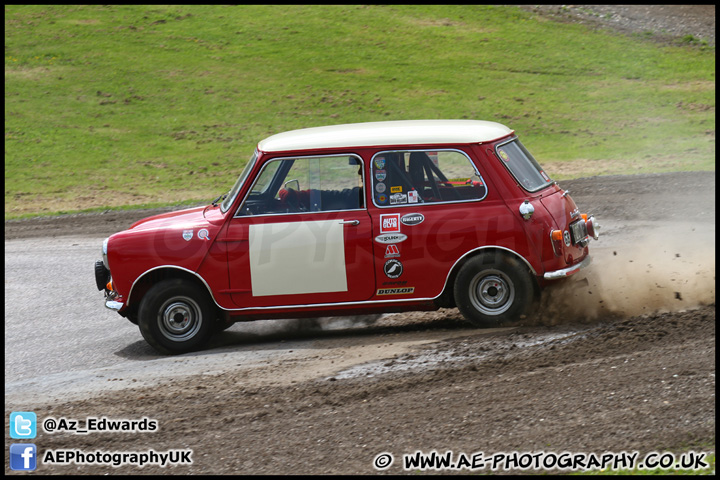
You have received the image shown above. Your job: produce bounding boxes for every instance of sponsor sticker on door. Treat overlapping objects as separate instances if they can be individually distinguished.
[380,214,401,233]
[384,244,400,258]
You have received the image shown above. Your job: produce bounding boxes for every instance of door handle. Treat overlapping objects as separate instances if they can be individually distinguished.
[339,220,360,226]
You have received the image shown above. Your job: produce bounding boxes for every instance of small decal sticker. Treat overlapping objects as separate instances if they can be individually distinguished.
[374,157,386,169]
[498,149,510,162]
[377,287,415,295]
[408,190,419,203]
[384,244,400,258]
[401,213,424,226]
[383,259,403,279]
[198,228,210,240]
[376,194,388,204]
[389,193,407,205]
[541,170,550,181]
[182,230,193,241]
[375,233,408,244]
[390,186,403,193]
[375,170,387,182]
[380,214,401,233]
[375,183,386,193]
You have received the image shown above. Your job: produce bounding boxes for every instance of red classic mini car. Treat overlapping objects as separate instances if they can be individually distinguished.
[95,120,599,354]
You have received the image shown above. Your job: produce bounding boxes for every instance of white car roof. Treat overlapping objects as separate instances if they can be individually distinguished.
[257,119,514,153]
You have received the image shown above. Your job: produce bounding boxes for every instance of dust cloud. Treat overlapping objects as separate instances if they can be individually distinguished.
[532,233,715,325]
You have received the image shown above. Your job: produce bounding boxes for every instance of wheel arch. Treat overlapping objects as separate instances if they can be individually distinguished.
[127,266,218,312]
[438,246,540,305]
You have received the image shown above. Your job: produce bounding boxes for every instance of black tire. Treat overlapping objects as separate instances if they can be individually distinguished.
[138,279,215,354]
[213,319,234,333]
[94,260,110,291]
[453,253,534,327]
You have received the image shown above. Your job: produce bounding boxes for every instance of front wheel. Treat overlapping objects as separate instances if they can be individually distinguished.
[453,254,534,327]
[138,279,215,354]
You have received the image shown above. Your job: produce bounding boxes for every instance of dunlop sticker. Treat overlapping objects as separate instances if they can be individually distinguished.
[376,287,415,295]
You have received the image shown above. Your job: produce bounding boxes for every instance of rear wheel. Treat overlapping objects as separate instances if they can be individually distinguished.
[453,254,534,327]
[138,279,215,354]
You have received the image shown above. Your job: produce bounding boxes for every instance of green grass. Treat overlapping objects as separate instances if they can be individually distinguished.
[5,5,715,218]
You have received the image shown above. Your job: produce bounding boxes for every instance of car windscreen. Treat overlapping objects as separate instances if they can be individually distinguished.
[495,139,552,192]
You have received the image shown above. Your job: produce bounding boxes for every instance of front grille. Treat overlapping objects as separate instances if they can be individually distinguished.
[569,220,589,247]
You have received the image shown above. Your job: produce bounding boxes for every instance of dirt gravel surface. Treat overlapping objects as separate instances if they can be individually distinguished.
[4,6,716,475]
[4,171,715,475]
[519,5,715,46]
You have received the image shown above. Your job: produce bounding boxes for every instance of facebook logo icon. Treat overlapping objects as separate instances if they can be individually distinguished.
[10,411,37,439]
[10,444,37,471]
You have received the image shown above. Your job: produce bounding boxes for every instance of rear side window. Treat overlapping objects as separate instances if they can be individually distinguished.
[495,139,552,192]
[371,149,486,207]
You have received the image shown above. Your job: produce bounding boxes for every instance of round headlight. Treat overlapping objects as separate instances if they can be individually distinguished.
[586,216,600,241]
[102,237,110,269]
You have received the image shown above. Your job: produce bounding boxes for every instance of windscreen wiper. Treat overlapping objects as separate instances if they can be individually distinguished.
[211,193,228,207]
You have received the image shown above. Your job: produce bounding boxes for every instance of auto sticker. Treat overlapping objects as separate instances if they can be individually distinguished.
[401,213,424,226]
[408,190,419,203]
[375,170,387,182]
[383,259,403,279]
[384,244,400,258]
[198,228,210,240]
[389,193,407,205]
[390,186,402,193]
[374,157,386,169]
[182,230,193,241]
[375,183,386,193]
[374,233,407,244]
[380,214,401,233]
[498,149,510,162]
[376,287,414,295]
[376,194,388,204]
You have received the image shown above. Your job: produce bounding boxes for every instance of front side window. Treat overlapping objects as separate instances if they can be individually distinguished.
[371,149,487,207]
[495,139,552,192]
[236,155,364,216]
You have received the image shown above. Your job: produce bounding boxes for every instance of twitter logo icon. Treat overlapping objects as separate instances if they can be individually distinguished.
[10,412,37,439]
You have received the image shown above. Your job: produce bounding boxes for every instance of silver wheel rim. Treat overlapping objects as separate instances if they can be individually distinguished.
[158,296,203,342]
[468,269,515,316]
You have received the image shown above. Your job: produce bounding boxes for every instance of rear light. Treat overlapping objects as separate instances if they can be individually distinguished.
[106,280,113,291]
[550,230,564,256]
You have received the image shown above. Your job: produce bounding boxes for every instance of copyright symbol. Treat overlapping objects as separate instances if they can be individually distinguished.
[373,452,393,470]
[43,418,57,432]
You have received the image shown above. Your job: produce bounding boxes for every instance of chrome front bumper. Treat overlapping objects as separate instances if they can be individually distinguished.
[544,255,592,280]
[105,299,124,311]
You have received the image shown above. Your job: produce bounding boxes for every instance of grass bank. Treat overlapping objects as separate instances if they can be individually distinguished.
[5,5,715,218]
